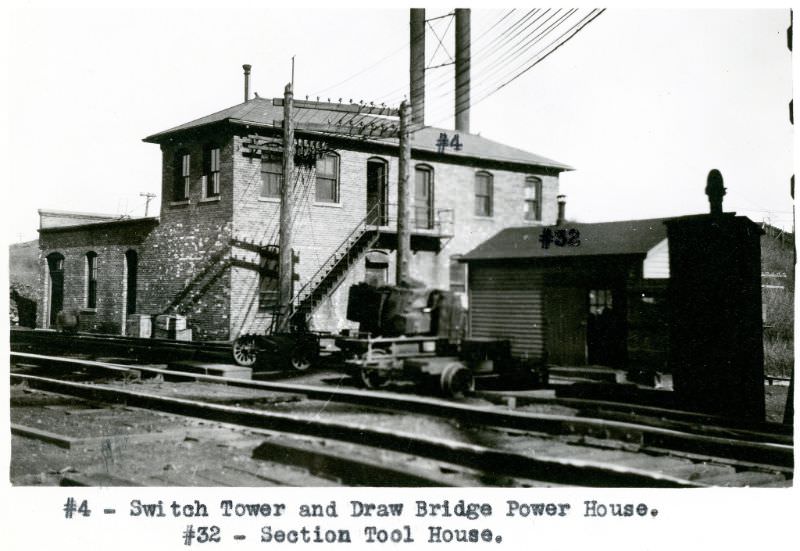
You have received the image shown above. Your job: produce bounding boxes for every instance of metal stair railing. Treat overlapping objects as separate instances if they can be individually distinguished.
[290,202,384,316]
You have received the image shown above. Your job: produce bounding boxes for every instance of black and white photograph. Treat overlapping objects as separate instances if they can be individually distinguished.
[3,1,797,548]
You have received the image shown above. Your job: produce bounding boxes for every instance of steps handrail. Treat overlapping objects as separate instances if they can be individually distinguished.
[291,202,384,308]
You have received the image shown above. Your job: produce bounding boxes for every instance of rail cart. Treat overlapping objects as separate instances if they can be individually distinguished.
[335,334,547,397]
[231,331,321,371]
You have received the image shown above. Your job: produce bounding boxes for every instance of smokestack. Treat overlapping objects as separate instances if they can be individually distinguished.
[705,169,726,216]
[455,8,471,133]
[557,195,567,226]
[242,64,252,102]
[410,9,426,126]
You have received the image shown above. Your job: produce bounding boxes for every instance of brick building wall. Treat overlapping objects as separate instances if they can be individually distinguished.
[136,137,236,340]
[37,220,155,333]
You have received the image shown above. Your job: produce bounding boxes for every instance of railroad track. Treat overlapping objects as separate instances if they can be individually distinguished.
[10,328,233,363]
[10,352,793,487]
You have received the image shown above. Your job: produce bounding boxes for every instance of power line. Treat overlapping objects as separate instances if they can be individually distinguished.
[429,9,605,128]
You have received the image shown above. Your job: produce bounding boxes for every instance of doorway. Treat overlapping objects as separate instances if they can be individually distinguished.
[586,288,625,367]
[414,165,433,229]
[545,287,587,365]
[366,158,387,225]
[47,253,65,327]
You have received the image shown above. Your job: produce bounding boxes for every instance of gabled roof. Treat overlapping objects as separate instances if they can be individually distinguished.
[143,97,572,171]
[461,217,676,261]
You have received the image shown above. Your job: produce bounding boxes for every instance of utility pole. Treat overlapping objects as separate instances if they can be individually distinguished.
[140,192,156,216]
[278,82,295,331]
[396,100,412,285]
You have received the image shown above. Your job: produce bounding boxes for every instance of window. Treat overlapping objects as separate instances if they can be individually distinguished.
[475,171,493,217]
[261,154,282,198]
[204,145,221,198]
[524,176,542,221]
[414,165,434,229]
[315,152,339,203]
[259,247,280,311]
[86,252,98,309]
[173,151,190,201]
[449,255,466,294]
[589,289,613,315]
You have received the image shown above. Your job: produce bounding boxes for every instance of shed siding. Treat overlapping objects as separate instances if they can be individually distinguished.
[643,238,669,279]
[469,265,544,360]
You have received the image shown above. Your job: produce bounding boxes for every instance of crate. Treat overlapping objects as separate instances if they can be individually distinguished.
[154,327,192,341]
[126,314,152,338]
[154,314,187,332]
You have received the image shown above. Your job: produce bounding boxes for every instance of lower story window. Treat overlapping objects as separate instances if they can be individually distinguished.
[259,248,280,311]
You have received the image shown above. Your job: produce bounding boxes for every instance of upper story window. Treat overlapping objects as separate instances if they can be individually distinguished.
[315,152,340,203]
[524,176,542,221]
[475,171,493,217]
[86,252,98,309]
[173,151,190,201]
[261,154,282,198]
[204,144,221,198]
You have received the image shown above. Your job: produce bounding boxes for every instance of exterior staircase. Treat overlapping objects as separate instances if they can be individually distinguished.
[288,204,383,327]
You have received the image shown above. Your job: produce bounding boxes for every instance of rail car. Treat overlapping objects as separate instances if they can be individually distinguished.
[334,282,548,397]
[231,280,548,392]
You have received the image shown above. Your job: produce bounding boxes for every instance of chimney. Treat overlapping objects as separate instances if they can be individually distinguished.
[242,64,252,102]
[455,8,471,133]
[410,9,426,126]
[705,169,726,216]
[557,195,567,226]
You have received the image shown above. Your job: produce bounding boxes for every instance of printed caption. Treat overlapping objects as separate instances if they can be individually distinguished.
[62,496,659,546]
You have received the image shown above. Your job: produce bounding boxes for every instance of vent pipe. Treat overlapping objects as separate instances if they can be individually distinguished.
[557,195,567,226]
[455,8,471,133]
[243,64,252,102]
[410,9,426,126]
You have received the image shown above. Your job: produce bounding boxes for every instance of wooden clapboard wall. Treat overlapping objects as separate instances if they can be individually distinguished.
[468,264,545,361]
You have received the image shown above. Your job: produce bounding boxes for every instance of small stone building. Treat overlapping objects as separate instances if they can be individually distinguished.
[36,97,571,340]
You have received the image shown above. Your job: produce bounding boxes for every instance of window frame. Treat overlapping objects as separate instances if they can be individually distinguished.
[203,144,221,199]
[315,151,340,204]
[258,248,280,312]
[474,171,493,217]
[85,251,98,310]
[260,153,283,199]
[173,150,191,202]
[524,176,543,222]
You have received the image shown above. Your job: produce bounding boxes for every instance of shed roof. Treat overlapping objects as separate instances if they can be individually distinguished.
[143,98,572,171]
[461,217,676,261]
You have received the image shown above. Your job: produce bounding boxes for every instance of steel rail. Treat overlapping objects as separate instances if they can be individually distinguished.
[11,352,794,470]
[477,392,794,442]
[10,372,702,488]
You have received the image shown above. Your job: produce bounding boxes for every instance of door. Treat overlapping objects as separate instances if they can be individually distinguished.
[414,166,433,229]
[126,250,138,315]
[47,253,64,326]
[366,159,387,225]
[545,287,587,365]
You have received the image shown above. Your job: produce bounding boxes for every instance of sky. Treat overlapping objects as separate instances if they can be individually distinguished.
[2,3,794,243]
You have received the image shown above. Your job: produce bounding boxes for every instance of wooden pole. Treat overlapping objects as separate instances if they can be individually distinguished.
[278,83,294,331]
[396,101,412,285]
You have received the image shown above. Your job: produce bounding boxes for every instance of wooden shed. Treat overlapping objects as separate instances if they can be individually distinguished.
[460,218,673,370]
